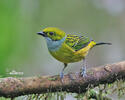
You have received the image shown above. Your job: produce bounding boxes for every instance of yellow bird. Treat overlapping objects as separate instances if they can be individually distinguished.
[37,27,111,78]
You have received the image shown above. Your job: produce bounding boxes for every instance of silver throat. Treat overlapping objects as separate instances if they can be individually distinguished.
[45,37,66,51]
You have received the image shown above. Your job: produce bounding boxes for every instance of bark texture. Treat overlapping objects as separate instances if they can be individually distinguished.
[0,61,125,98]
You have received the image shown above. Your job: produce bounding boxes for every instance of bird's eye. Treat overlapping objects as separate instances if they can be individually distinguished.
[49,32,54,35]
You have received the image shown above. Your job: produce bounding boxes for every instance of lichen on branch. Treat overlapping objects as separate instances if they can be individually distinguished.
[0,61,125,98]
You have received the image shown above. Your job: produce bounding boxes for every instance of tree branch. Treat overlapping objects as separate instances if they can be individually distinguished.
[0,61,125,98]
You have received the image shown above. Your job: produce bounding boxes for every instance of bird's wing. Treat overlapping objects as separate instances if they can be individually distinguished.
[65,34,90,51]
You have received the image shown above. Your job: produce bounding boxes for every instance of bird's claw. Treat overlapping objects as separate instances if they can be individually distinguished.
[81,66,87,77]
[60,72,64,79]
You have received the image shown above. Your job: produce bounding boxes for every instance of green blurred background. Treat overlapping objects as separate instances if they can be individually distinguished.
[0,0,125,78]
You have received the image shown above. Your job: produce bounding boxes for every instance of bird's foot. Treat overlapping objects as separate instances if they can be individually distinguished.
[60,71,64,80]
[81,66,87,77]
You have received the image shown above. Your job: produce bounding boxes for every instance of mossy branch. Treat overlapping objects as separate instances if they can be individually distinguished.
[0,61,125,98]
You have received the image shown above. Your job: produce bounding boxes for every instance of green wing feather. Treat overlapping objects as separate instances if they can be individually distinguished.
[65,34,90,51]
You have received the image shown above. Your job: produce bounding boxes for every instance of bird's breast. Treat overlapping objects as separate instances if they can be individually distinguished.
[48,41,96,63]
[49,43,85,63]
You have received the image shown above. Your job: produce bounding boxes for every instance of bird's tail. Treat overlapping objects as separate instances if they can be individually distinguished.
[95,42,112,46]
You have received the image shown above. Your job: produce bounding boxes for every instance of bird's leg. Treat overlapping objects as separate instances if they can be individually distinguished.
[60,63,68,79]
[81,59,87,77]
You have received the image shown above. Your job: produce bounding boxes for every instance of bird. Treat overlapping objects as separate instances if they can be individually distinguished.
[37,27,111,79]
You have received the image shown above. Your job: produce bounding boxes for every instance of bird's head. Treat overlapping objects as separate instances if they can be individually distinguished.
[37,27,66,41]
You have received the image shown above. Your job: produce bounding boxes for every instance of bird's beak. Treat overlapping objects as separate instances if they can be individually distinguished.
[37,31,47,37]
